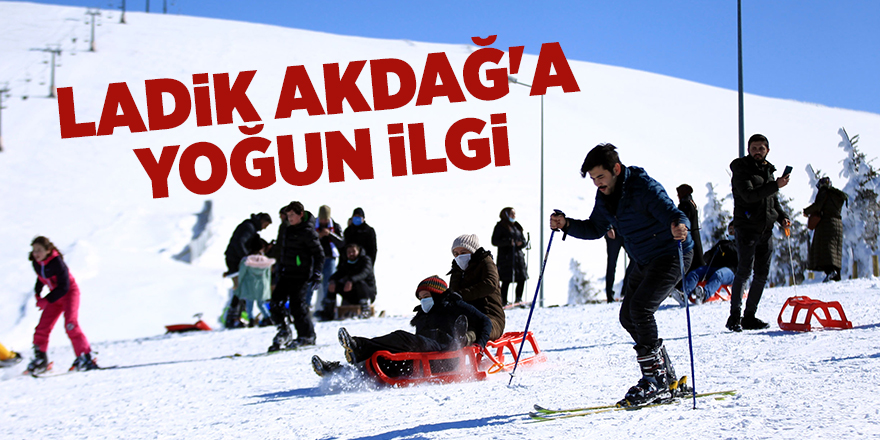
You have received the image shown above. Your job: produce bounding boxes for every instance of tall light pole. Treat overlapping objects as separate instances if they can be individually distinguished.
[737,0,745,158]
[508,75,545,307]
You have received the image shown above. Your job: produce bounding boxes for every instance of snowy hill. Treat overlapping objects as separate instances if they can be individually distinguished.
[1,3,880,437]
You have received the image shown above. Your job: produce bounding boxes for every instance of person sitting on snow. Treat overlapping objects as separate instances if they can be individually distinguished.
[671,223,738,305]
[311,275,492,378]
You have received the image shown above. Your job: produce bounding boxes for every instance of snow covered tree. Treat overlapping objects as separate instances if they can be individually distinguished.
[567,258,602,304]
[701,182,732,247]
[769,195,809,286]
[837,128,880,278]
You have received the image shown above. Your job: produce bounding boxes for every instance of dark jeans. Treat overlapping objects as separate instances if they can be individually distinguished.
[271,276,315,339]
[730,226,774,318]
[353,330,447,377]
[619,249,692,348]
[605,234,625,301]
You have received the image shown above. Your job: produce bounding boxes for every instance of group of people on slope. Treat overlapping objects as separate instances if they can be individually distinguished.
[223,203,378,352]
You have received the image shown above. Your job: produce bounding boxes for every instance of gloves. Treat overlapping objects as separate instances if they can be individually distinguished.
[36,298,49,311]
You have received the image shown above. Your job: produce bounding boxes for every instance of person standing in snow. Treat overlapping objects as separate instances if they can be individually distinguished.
[0,342,23,367]
[803,176,847,282]
[727,134,790,332]
[676,184,705,269]
[448,234,505,341]
[549,143,693,407]
[270,202,324,351]
[234,237,275,327]
[491,207,529,306]
[27,236,99,373]
[223,213,272,328]
[313,205,344,320]
[343,207,377,266]
[312,275,491,378]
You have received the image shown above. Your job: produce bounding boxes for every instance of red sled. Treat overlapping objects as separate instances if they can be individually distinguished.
[364,331,546,387]
[165,314,212,333]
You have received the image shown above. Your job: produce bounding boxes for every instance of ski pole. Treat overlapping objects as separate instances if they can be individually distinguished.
[677,241,697,409]
[785,226,798,295]
[509,211,561,386]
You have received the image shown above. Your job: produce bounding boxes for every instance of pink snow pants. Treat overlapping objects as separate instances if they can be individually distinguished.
[33,281,91,356]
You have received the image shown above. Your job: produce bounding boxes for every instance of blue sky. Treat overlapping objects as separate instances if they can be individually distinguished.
[17,0,880,114]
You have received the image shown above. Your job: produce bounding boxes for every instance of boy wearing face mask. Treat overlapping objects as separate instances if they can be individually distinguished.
[448,234,505,341]
[312,276,491,377]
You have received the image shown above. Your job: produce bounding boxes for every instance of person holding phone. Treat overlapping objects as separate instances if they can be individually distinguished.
[727,134,791,332]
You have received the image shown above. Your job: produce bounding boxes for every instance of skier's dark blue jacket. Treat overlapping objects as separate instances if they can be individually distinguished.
[565,166,694,265]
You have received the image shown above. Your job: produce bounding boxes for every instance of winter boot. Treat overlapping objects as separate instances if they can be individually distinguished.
[70,352,99,371]
[617,342,672,407]
[26,347,49,374]
[289,335,316,349]
[741,314,770,330]
[451,315,469,350]
[269,324,293,352]
[311,355,342,377]
[726,314,743,332]
[359,299,372,319]
[338,327,358,364]
[669,289,686,307]
[690,285,705,305]
[0,351,23,368]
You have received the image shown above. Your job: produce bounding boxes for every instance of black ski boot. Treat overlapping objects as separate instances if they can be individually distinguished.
[660,345,691,397]
[617,341,673,407]
[311,355,342,377]
[289,335,316,349]
[338,327,358,364]
[26,347,49,374]
[268,324,293,352]
[70,352,99,371]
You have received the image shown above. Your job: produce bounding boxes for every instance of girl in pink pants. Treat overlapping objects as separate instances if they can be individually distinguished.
[27,236,98,373]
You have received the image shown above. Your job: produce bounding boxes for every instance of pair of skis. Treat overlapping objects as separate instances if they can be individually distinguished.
[529,389,737,422]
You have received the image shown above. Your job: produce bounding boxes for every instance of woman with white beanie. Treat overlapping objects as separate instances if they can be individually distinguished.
[447,234,505,341]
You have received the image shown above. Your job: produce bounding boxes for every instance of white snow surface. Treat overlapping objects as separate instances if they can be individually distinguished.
[2,2,880,438]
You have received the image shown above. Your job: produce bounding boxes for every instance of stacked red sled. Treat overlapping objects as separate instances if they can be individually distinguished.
[364,331,546,387]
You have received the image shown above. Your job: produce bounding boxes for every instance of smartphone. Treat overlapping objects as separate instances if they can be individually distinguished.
[782,165,793,177]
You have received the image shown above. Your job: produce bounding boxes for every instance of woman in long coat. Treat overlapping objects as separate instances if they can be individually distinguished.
[803,177,847,282]
[491,207,529,306]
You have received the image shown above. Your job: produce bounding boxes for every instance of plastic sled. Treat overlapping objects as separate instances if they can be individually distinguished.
[777,296,853,332]
[165,314,212,333]
[364,331,546,387]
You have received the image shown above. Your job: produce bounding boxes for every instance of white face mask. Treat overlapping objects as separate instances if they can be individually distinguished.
[454,253,471,270]
[420,297,434,313]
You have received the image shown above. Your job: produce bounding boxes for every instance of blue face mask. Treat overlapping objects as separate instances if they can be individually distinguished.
[352,216,364,226]
[347,259,357,264]
[420,297,434,313]
[508,216,515,223]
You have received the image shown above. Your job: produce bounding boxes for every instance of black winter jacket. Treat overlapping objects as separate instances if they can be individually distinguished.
[491,221,529,283]
[329,255,377,302]
[343,222,377,264]
[730,156,789,232]
[410,291,493,349]
[224,216,261,263]
[279,211,325,280]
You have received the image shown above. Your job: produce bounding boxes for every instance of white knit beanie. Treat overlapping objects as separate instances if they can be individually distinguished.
[451,234,480,255]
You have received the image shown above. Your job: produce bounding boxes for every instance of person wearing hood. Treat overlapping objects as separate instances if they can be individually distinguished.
[223,212,272,328]
[343,207,377,266]
[728,134,791,332]
[491,207,529,306]
[803,176,847,282]
[311,276,491,378]
[448,234,505,341]
[269,201,324,351]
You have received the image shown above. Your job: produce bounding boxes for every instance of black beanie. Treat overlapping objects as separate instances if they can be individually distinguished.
[353,207,365,218]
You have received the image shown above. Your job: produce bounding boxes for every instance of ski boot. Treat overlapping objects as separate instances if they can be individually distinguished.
[70,352,100,371]
[268,324,293,352]
[311,355,342,377]
[289,335,316,349]
[338,327,358,364]
[660,345,691,397]
[617,341,673,407]
[25,347,50,375]
[359,299,372,319]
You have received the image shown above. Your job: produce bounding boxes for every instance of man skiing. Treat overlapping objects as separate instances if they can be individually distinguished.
[549,144,693,407]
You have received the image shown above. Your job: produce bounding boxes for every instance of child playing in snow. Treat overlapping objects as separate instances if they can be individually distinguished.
[234,237,275,326]
[27,236,99,373]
